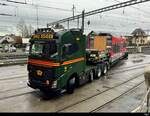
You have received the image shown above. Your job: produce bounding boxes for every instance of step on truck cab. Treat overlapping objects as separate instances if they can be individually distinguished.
[27,28,104,94]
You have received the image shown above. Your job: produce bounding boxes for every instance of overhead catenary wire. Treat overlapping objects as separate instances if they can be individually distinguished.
[1,0,150,22]
[113,0,150,16]
[0,2,17,16]
[47,0,150,26]
[0,13,14,16]
[0,0,149,35]
[0,0,81,13]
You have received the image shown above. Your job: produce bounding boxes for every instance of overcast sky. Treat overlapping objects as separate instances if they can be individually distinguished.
[0,0,150,36]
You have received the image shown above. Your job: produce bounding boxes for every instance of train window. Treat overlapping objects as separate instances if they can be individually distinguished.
[107,36,112,46]
[107,39,112,46]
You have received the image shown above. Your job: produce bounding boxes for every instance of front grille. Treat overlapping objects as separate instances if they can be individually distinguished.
[28,64,54,81]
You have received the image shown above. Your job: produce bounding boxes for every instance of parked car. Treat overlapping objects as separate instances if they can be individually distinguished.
[9,45,16,52]
[25,45,29,54]
[4,45,9,52]
[0,46,3,52]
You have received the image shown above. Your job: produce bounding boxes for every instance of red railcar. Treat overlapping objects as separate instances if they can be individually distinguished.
[110,35,127,62]
[87,32,128,63]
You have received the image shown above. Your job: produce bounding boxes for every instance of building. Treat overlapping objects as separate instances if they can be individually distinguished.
[0,34,22,45]
[22,38,30,44]
[22,38,30,48]
[131,28,148,46]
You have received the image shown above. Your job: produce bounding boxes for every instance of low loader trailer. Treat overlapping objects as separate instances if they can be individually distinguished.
[27,28,128,94]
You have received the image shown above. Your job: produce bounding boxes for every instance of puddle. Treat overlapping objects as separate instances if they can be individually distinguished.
[106,75,112,79]
[132,59,144,63]
[131,54,145,63]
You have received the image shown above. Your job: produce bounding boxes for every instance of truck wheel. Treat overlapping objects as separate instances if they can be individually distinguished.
[96,67,102,79]
[66,76,76,94]
[102,64,108,75]
[88,70,94,82]
[107,62,110,70]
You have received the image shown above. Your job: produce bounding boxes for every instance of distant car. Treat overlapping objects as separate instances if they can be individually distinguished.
[4,46,9,52]
[25,45,29,54]
[0,46,3,52]
[9,46,16,52]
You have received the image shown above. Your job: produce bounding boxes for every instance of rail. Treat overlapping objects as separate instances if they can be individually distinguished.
[132,88,150,112]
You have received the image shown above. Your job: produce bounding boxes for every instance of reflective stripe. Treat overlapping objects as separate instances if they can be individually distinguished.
[28,57,85,67]
[28,59,60,67]
[62,57,84,65]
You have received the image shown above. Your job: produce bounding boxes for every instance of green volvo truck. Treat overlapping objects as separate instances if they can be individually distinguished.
[27,28,109,94]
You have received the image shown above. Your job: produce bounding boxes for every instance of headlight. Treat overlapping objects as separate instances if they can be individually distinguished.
[99,54,102,57]
[51,80,57,88]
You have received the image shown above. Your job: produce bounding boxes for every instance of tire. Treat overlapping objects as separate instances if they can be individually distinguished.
[66,76,76,94]
[107,62,110,70]
[96,66,102,79]
[102,64,108,75]
[88,70,94,82]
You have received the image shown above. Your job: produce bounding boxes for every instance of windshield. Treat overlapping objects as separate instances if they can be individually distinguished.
[91,51,98,54]
[30,41,58,59]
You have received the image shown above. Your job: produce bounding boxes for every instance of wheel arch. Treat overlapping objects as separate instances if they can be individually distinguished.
[67,72,79,88]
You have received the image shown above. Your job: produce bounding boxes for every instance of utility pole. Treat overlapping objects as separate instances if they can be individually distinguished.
[72,4,75,20]
[81,10,85,34]
[36,5,39,29]
[67,20,69,30]
[77,16,79,28]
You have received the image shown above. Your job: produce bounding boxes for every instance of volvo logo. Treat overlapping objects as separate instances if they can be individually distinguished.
[37,70,43,76]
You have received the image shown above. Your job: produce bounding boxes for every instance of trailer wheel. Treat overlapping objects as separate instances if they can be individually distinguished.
[102,64,108,75]
[66,76,76,94]
[88,70,94,82]
[107,62,110,70]
[96,67,102,79]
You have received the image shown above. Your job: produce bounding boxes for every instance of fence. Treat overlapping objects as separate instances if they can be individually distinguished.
[127,46,150,54]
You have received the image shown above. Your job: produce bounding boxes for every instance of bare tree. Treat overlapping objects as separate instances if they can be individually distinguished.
[17,19,29,38]
[28,24,34,37]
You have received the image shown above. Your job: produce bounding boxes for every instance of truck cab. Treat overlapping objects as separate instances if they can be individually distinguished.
[27,28,90,94]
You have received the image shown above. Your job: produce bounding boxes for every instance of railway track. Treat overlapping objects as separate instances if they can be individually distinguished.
[0,75,27,81]
[0,54,28,60]
[0,61,146,82]
[0,90,38,101]
[91,81,144,112]
[0,64,26,71]
[0,61,145,109]
[108,64,145,75]
[0,62,145,101]
[56,72,144,112]
[112,61,150,70]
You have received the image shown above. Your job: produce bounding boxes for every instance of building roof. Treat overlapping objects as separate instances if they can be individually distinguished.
[0,35,22,44]
[132,28,147,37]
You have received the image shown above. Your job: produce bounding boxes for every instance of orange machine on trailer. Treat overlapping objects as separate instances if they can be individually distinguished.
[87,32,128,64]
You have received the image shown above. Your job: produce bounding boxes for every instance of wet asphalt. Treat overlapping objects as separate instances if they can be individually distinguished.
[0,53,149,112]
